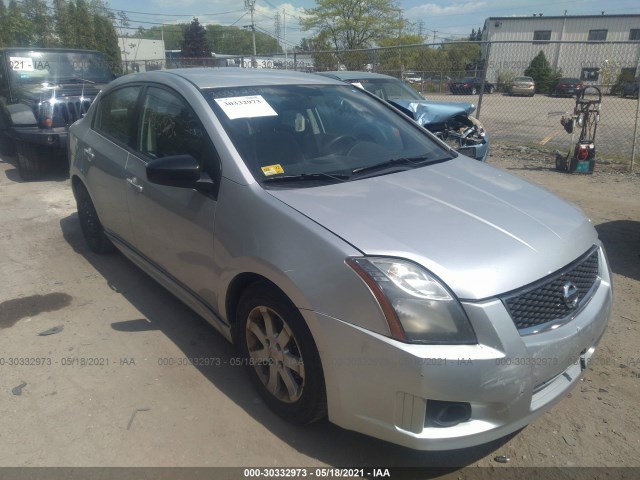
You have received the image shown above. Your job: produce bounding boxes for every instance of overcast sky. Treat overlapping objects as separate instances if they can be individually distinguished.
[107,0,640,49]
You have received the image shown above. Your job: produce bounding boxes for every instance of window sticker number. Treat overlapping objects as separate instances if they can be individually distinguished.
[215,95,277,120]
[9,57,34,71]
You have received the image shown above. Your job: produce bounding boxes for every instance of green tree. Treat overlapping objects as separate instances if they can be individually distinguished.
[377,33,424,73]
[0,0,8,47]
[93,13,121,73]
[6,0,31,46]
[524,50,558,93]
[23,0,53,46]
[441,41,481,76]
[73,0,96,49]
[301,0,401,51]
[181,17,211,58]
[54,0,72,46]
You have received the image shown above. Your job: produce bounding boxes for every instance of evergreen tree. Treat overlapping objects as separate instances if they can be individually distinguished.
[0,0,8,46]
[181,18,211,58]
[93,12,121,72]
[54,0,72,46]
[6,0,31,46]
[524,50,558,93]
[23,0,53,46]
[74,0,96,49]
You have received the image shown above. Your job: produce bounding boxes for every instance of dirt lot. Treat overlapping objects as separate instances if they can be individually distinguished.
[0,147,639,476]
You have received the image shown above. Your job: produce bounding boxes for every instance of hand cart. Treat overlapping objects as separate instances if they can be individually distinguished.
[556,86,601,173]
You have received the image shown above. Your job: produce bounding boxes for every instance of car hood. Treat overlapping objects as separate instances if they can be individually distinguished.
[389,98,475,125]
[267,158,597,300]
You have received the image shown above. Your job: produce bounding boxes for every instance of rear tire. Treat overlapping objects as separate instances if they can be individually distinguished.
[0,134,15,156]
[237,282,327,425]
[16,142,44,180]
[75,183,116,254]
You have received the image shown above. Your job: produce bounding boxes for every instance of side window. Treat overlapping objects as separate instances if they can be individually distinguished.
[138,86,220,178]
[94,86,141,145]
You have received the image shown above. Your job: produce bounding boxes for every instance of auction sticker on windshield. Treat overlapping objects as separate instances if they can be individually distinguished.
[9,57,34,71]
[215,95,277,120]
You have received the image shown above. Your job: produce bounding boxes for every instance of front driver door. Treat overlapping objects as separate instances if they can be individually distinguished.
[125,85,221,309]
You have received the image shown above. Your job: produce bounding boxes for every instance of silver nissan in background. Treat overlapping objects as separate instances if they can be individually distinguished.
[68,68,612,450]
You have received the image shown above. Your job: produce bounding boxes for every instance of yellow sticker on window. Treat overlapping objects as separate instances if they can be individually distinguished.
[261,164,284,176]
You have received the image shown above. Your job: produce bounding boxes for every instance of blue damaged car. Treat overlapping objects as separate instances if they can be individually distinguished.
[317,71,489,162]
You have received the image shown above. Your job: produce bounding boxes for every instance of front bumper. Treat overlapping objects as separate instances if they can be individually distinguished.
[9,126,68,149]
[454,132,490,162]
[303,247,612,450]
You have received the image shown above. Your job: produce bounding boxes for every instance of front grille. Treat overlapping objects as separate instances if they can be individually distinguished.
[501,247,599,332]
[53,99,92,125]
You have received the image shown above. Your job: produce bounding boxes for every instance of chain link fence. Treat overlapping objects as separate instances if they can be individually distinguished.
[126,40,640,170]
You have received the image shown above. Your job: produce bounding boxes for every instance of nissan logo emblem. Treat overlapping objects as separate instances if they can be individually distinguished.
[563,282,580,309]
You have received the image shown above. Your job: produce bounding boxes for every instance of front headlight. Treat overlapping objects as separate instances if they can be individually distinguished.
[346,257,477,344]
[38,100,56,128]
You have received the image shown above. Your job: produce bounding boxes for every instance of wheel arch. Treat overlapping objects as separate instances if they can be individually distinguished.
[225,272,301,344]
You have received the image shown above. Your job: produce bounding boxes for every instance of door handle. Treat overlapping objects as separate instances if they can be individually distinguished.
[83,147,94,161]
[126,177,143,193]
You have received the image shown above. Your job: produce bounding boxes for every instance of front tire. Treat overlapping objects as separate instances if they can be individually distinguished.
[237,282,326,425]
[75,183,116,254]
[16,142,44,180]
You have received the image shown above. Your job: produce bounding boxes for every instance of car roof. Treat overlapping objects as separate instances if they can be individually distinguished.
[316,71,399,82]
[111,68,344,89]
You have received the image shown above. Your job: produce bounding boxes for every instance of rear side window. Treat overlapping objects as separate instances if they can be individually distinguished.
[94,86,141,145]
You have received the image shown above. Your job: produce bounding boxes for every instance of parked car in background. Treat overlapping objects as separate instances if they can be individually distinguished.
[621,78,639,98]
[552,77,584,97]
[509,76,535,96]
[402,71,422,84]
[449,77,495,95]
[69,67,611,451]
[317,71,489,162]
[0,48,115,179]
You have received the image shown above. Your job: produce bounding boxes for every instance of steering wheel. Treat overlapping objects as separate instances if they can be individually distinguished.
[323,135,357,155]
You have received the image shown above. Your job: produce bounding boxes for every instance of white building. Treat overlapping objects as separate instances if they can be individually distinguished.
[482,14,640,83]
[118,38,166,72]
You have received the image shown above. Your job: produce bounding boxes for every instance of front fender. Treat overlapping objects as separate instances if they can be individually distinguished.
[7,103,37,126]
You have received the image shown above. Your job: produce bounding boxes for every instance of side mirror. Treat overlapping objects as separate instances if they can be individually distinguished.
[146,155,215,194]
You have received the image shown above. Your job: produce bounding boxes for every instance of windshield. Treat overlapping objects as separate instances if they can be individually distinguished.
[204,84,451,187]
[6,50,114,85]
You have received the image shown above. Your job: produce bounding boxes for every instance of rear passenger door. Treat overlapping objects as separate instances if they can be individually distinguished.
[83,85,142,246]
[125,85,221,308]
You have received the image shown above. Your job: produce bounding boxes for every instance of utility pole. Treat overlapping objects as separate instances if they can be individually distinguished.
[283,9,287,69]
[245,0,257,67]
[397,8,402,75]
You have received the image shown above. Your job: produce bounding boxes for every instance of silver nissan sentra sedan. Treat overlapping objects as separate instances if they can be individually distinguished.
[68,68,612,450]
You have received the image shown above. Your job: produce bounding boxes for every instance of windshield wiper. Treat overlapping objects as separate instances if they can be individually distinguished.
[262,172,349,184]
[351,155,432,175]
[62,76,96,84]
